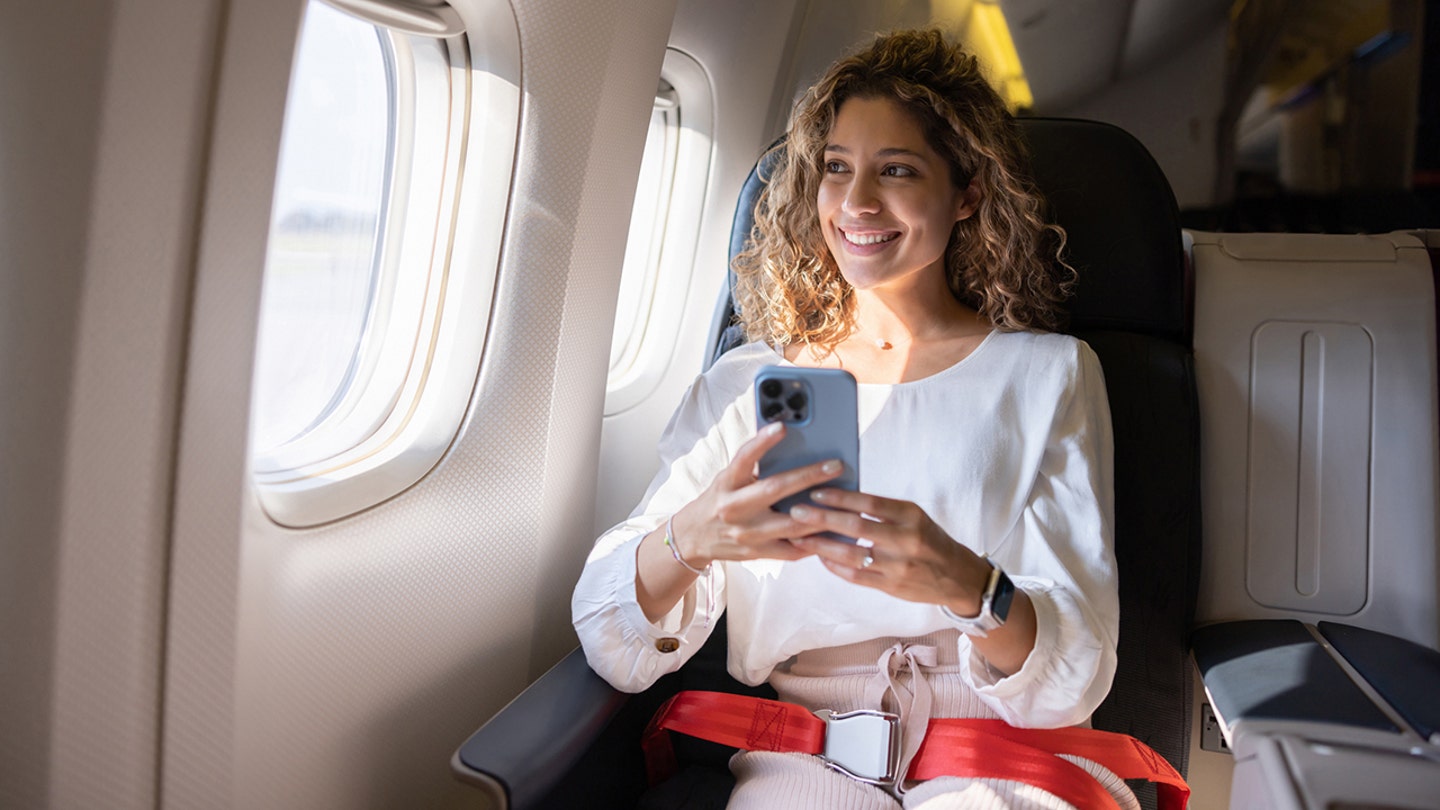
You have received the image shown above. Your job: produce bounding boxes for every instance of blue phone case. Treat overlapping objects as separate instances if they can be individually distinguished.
[754,366,860,542]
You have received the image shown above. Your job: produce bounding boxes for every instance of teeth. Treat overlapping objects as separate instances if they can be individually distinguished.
[843,230,898,246]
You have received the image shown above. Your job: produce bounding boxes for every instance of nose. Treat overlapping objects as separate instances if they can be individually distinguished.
[842,173,881,216]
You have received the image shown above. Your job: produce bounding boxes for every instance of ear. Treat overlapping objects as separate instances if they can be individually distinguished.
[953,179,982,222]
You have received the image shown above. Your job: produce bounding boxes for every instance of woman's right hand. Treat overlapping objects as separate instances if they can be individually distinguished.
[635,421,846,621]
[671,421,847,565]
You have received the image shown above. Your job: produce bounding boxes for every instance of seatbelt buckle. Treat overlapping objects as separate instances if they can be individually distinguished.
[813,709,901,785]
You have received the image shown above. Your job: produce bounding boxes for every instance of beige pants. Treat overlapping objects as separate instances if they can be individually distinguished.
[725,631,1140,810]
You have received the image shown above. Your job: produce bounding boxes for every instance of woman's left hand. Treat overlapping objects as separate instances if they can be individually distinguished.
[788,488,992,611]
[791,487,1039,675]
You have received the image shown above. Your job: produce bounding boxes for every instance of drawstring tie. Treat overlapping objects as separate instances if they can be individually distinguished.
[864,642,937,793]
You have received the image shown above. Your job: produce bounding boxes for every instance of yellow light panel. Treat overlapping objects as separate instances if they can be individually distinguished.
[966,1,1034,112]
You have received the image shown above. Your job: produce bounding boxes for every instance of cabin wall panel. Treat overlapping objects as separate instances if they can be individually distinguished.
[0,3,113,807]
[1,0,224,807]
[497,0,680,674]
[165,0,676,808]
[161,0,300,805]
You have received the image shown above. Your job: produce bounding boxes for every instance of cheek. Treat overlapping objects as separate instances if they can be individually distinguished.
[815,185,841,219]
[815,193,841,241]
[923,202,962,242]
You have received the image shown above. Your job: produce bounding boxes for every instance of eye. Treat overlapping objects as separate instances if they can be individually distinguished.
[882,164,916,178]
[823,159,848,174]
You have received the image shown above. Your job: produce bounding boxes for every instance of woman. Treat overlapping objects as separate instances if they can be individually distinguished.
[573,29,1133,809]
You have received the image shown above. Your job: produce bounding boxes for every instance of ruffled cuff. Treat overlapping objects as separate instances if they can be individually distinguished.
[956,578,1111,728]
[572,529,720,692]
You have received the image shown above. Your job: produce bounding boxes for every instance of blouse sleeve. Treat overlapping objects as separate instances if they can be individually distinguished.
[571,374,737,693]
[957,341,1119,728]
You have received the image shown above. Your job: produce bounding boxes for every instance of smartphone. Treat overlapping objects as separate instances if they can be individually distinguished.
[754,366,860,542]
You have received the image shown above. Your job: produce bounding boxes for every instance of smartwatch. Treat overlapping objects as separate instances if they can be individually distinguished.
[940,557,1014,637]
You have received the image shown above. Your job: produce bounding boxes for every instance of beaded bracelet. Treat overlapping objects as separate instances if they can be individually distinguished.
[663,515,709,576]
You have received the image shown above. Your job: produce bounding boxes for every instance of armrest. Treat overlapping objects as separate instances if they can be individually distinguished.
[1194,621,1440,809]
[1318,621,1440,743]
[1191,620,1397,743]
[451,647,630,810]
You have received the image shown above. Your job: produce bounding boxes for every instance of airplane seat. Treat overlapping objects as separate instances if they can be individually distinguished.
[1013,118,1199,810]
[1183,226,1440,807]
[452,118,1201,810]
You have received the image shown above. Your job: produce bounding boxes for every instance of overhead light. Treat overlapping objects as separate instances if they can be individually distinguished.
[967,1,1034,112]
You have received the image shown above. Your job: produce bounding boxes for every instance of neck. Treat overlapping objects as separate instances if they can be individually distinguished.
[852,285,977,347]
[787,291,991,383]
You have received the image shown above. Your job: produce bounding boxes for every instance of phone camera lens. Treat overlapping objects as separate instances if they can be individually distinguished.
[760,379,782,398]
[786,392,807,411]
[761,402,784,421]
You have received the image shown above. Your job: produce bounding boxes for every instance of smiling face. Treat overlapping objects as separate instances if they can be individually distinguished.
[817,95,978,297]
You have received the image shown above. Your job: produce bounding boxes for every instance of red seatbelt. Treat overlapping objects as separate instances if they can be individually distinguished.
[644,690,1190,810]
[914,719,1190,810]
[642,691,827,782]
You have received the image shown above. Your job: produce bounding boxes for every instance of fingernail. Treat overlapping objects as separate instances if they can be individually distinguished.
[811,489,829,502]
[821,460,841,474]
[766,422,784,436]
[790,505,813,520]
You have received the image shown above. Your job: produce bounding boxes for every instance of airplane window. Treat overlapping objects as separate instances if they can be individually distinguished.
[609,81,680,378]
[604,50,714,415]
[252,2,391,454]
[249,0,519,526]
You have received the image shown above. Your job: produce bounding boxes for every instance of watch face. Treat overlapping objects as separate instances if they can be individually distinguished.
[990,569,1016,623]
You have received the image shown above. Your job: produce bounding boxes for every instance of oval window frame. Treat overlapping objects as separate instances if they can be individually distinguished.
[603,48,714,416]
[250,0,521,527]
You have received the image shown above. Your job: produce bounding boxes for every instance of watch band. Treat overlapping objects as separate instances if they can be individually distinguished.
[940,557,1014,638]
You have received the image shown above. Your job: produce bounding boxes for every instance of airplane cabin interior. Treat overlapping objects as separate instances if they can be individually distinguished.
[3,1,1438,809]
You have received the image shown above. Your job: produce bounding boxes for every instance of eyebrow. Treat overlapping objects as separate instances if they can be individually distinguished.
[824,144,933,162]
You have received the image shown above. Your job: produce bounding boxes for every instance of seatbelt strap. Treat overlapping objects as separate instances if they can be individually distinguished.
[914,718,1190,810]
[644,690,1189,810]
[642,691,827,781]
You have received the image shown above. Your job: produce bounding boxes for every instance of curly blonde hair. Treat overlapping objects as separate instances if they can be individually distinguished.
[732,29,1074,349]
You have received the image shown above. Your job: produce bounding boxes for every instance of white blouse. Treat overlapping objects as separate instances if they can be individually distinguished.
[572,331,1118,728]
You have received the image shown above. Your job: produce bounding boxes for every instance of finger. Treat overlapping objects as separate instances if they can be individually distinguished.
[814,552,880,585]
[789,501,888,545]
[810,488,918,524]
[749,457,847,506]
[710,509,826,556]
[752,510,831,547]
[760,538,817,562]
[719,422,788,488]
[792,535,878,570]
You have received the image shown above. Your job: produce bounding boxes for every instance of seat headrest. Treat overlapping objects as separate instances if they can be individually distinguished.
[725,118,1188,346]
[1019,118,1186,343]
